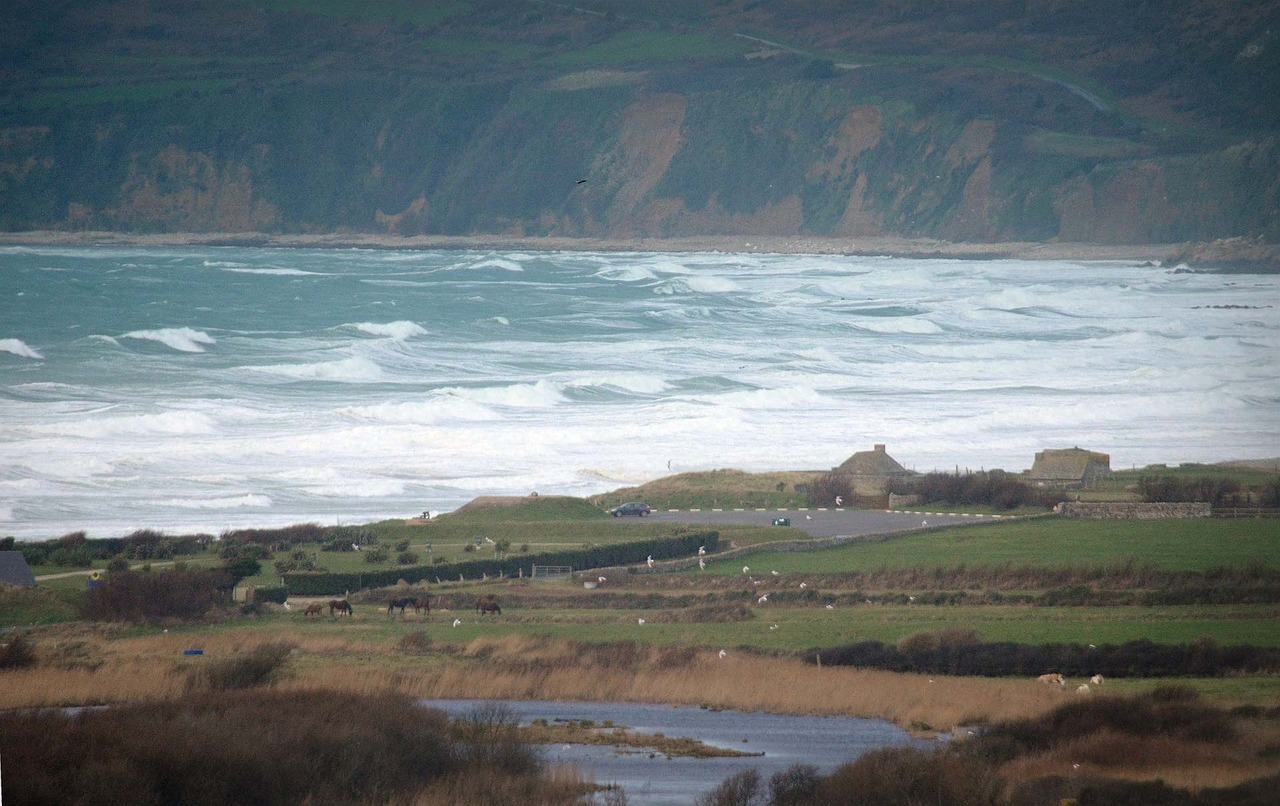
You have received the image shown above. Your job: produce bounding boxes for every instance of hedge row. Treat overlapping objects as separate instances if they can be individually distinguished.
[806,637,1280,678]
[283,532,718,595]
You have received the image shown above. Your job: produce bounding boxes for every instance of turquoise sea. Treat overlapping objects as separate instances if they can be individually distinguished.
[2,246,1276,539]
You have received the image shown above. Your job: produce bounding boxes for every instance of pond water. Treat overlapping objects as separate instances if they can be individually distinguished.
[421,699,937,805]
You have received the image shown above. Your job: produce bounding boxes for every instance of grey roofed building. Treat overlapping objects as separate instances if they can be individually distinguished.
[834,444,916,495]
[0,551,37,587]
[1027,447,1112,489]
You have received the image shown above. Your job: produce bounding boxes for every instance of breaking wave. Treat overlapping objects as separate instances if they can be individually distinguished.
[0,338,43,359]
[122,327,217,353]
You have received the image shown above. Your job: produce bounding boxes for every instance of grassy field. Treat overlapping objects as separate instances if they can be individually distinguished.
[699,518,1280,575]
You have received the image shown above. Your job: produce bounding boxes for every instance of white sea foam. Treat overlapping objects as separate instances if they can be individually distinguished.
[595,265,658,282]
[34,411,217,438]
[339,398,497,423]
[352,321,427,340]
[251,357,385,382]
[303,479,407,497]
[440,380,566,407]
[0,338,43,359]
[706,385,830,410]
[3,245,1277,539]
[468,256,524,272]
[848,318,944,335]
[157,494,272,510]
[122,327,217,353]
[219,266,322,276]
[490,316,511,326]
[568,374,669,394]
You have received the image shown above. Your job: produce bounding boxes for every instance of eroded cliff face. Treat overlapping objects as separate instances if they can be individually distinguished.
[1,91,1275,245]
[108,146,279,232]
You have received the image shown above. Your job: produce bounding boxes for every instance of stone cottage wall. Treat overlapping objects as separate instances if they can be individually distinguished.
[1058,502,1212,519]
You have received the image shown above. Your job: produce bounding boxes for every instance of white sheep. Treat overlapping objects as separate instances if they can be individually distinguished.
[1090,674,1105,685]
[1036,673,1065,687]
[1077,684,1091,695]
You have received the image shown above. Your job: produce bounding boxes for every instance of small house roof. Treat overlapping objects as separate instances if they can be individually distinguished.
[836,444,912,476]
[1028,448,1111,481]
[0,551,37,587]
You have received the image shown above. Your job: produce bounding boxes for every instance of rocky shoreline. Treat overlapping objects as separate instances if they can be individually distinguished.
[0,229,1175,263]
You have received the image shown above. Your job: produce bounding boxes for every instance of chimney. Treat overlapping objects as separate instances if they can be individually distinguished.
[874,443,885,453]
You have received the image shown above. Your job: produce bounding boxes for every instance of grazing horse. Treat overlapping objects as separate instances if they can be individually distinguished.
[303,603,324,617]
[388,596,431,616]
[476,595,501,616]
[329,599,353,617]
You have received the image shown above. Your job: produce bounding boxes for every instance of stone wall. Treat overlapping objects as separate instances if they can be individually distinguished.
[1057,502,1212,519]
[888,493,922,508]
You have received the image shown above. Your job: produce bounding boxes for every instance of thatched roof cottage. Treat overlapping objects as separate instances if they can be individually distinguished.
[1027,447,1112,489]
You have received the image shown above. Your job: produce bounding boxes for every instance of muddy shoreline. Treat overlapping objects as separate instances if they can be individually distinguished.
[0,229,1174,263]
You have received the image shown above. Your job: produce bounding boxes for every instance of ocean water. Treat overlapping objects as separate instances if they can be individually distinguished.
[2,245,1277,540]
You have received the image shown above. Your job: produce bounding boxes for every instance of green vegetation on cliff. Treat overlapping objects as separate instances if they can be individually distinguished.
[2,0,1277,243]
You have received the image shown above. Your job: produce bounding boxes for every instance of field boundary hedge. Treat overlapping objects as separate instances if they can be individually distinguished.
[806,637,1280,677]
[283,531,718,595]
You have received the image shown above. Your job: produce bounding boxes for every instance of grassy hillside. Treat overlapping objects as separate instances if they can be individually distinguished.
[2,0,1277,242]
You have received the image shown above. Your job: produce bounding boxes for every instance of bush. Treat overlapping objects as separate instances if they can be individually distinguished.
[363,548,389,564]
[398,551,419,565]
[190,642,295,691]
[808,471,853,507]
[0,690,476,805]
[696,768,761,806]
[252,585,288,604]
[816,746,998,805]
[769,764,820,806]
[0,632,37,669]
[895,470,1041,510]
[80,567,233,623]
[810,636,1280,678]
[451,702,541,775]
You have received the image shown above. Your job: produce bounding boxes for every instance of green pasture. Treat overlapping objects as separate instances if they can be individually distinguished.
[555,30,750,66]
[701,518,1280,575]
[250,0,468,26]
[24,79,237,109]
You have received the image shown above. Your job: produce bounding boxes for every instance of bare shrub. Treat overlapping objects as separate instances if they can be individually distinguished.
[817,746,998,805]
[451,701,541,775]
[188,641,295,691]
[398,631,433,654]
[769,764,820,805]
[696,768,762,806]
[807,471,853,507]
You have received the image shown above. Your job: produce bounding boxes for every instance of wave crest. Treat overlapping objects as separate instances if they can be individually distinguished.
[251,357,385,382]
[0,338,43,360]
[352,321,427,340]
[122,327,217,353]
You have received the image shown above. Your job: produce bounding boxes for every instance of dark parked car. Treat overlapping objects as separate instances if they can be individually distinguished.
[609,501,652,517]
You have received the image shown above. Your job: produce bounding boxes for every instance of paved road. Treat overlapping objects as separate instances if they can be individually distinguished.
[618,508,993,538]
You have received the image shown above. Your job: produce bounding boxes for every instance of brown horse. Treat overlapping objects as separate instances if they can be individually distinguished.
[388,596,431,616]
[329,599,353,617]
[476,595,501,616]
[303,603,324,617]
